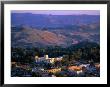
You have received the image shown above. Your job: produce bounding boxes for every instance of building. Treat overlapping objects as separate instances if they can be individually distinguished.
[49,58,55,64]
[43,68,61,74]
[11,62,17,67]
[11,62,16,65]
[68,66,82,71]
[76,70,83,74]
[80,64,90,68]
[35,55,63,63]
[44,55,49,59]
[56,57,63,61]
[95,63,100,69]
[35,55,39,61]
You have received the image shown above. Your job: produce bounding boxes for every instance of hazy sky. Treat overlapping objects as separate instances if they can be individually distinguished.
[11,10,100,15]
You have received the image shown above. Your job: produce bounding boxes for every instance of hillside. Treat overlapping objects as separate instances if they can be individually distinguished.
[11,27,68,47]
[11,25,100,48]
[11,13,100,47]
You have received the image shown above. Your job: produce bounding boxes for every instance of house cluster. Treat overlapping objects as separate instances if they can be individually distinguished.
[40,68,61,74]
[35,55,63,63]
[68,63,100,76]
[11,54,100,77]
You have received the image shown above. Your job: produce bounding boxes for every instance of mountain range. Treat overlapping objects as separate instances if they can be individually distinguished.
[11,13,100,48]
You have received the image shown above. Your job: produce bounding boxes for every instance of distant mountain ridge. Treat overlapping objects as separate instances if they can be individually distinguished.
[11,13,100,28]
[11,13,100,47]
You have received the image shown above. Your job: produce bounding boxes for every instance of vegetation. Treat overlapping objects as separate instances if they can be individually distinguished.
[11,42,100,65]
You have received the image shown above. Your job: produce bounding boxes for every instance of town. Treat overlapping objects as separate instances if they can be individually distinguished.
[11,54,100,77]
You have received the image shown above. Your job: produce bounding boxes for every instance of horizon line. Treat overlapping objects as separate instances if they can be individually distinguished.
[11,12,100,16]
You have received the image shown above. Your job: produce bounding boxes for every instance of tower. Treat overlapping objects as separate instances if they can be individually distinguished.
[35,55,39,61]
[44,55,48,59]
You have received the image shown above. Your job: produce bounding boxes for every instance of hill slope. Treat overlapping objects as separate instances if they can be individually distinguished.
[11,13,100,47]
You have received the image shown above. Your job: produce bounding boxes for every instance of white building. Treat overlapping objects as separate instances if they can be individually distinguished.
[76,70,83,74]
[80,64,90,68]
[35,55,63,63]
[44,55,49,59]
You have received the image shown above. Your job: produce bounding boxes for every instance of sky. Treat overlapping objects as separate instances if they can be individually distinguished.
[11,10,100,15]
